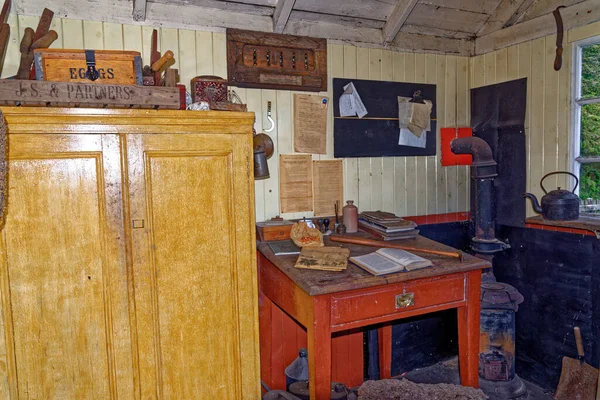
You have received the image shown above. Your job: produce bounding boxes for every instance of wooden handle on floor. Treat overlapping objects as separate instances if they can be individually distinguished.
[574,326,584,358]
[329,235,463,261]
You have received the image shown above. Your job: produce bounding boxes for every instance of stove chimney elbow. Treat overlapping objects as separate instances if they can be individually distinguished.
[451,136,498,179]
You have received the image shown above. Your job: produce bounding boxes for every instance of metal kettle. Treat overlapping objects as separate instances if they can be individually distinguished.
[524,171,580,221]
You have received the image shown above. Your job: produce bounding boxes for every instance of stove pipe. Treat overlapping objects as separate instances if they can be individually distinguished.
[450,137,509,258]
[451,137,526,399]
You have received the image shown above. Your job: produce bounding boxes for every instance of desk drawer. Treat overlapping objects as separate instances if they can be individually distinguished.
[330,275,465,326]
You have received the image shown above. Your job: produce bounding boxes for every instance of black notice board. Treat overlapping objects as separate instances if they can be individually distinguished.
[333,78,436,158]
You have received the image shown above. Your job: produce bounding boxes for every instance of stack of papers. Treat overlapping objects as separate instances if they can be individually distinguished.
[339,82,368,118]
[398,96,433,148]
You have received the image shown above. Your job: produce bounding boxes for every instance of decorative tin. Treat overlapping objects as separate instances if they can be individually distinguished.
[190,75,228,103]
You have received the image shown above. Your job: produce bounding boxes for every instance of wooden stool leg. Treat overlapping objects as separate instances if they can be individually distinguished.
[378,324,393,379]
[457,270,482,388]
[308,296,332,399]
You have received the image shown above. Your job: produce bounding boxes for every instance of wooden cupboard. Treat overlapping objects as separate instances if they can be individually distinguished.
[0,108,260,399]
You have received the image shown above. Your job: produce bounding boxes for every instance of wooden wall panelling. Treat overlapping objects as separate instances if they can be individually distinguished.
[369,48,383,212]
[342,45,359,210]
[414,53,427,216]
[441,55,453,214]
[381,50,395,214]
[427,53,438,217]
[392,51,407,218]
[543,35,559,190]
[0,15,473,221]
[529,37,545,212]
[468,22,600,216]
[356,46,370,212]
[404,52,418,217]
[456,56,470,213]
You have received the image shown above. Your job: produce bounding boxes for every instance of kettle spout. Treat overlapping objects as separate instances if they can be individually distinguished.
[524,193,543,214]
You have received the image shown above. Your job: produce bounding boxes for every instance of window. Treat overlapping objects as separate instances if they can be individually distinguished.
[572,37,600,216]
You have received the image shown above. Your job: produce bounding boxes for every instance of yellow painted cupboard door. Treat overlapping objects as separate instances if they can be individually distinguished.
[0,133,135,399]
[125,132,259,399]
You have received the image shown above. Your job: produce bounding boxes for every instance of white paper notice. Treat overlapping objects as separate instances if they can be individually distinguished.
[398,127,427,148]
[340,82,368,118]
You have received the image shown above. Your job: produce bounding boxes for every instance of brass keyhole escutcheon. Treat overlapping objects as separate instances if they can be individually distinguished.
[395,293,414,308]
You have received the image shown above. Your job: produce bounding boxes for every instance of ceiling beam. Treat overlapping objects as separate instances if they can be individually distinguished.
[477,0,530,36]
[475,0,600,54]
[382,0,419,43]
[132,0,147,21]
[273,0,296,33]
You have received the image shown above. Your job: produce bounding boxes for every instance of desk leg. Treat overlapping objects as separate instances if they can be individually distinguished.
[457,270,482,388]
[378,324,393,379]
[308,295,331,400]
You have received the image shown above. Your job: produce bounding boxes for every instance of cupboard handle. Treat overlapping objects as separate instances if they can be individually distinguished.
[395,293,414,308]
[132,219,145,229]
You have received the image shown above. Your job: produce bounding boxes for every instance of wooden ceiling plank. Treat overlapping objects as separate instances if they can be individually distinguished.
[503,0,535,27]
[477,0,530,36]
[406,3,489,34]
[273,0,296,33]
[289,10,386,30]
[418,0,500,15]
[401,23,474,39]
[383,0,420,43]
[154,0,273,16]
[517,0,586,24]
[475,0,600,54]
[293,0,392,22]
[133,0,147,21]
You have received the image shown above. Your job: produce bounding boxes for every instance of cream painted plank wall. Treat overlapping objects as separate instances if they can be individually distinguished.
[1,15,471,220]
[470,21,600,216]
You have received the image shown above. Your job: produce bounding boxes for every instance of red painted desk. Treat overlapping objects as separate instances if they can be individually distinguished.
[257,235,488,399]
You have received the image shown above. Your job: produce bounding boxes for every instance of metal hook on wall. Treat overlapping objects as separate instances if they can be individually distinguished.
[265,101,275,133]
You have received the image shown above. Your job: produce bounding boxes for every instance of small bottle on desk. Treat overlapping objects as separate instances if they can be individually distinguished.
[342,200,358,233]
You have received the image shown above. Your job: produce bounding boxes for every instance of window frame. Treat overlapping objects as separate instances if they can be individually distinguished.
[570,36,600,203]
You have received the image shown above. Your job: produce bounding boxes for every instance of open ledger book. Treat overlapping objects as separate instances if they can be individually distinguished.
[350,248,432,276]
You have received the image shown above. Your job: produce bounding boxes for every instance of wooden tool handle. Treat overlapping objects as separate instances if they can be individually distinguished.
[329,235,463,261]
[574,326,584,358]
[30,30,58,50]
[151,50,174,72]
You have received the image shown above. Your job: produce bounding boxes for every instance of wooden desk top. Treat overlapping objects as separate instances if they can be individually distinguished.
[257,234,490,296]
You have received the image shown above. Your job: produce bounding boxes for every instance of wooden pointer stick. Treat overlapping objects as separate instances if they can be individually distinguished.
[329,235,464,261]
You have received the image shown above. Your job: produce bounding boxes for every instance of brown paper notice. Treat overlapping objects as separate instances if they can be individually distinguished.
[279,154,313,213]
[313,160,343,217]
[294,94,328,154]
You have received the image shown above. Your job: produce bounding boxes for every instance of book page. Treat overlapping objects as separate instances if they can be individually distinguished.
[294,94,328,154]
[313,160,343,217]
[279,154,313,213]
[350,253,404,275]
[377,248,432,270]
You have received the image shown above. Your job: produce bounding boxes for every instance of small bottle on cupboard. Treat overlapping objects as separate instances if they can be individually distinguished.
[342,200,358,233]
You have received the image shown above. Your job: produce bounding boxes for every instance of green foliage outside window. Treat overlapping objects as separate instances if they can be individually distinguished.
[579,44,600,201]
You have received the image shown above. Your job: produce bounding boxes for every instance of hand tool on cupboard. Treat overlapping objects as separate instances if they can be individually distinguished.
[150,29,161,86]
[151,50,174,74]
[28,8,54,79]
[555,326,598,400]
[330,235,464,261]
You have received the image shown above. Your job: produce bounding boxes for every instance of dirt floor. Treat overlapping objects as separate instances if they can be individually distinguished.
[402,357,553,400]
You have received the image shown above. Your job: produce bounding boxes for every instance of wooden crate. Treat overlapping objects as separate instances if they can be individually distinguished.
[34,49,142,85]
[0,80,180,109]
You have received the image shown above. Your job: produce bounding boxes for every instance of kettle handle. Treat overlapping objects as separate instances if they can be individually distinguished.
[540,171,578,194]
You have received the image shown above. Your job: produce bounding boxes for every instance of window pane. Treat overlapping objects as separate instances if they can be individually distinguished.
[579,163,600,208]
[581,43,600,99]
[581,102,600,156]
